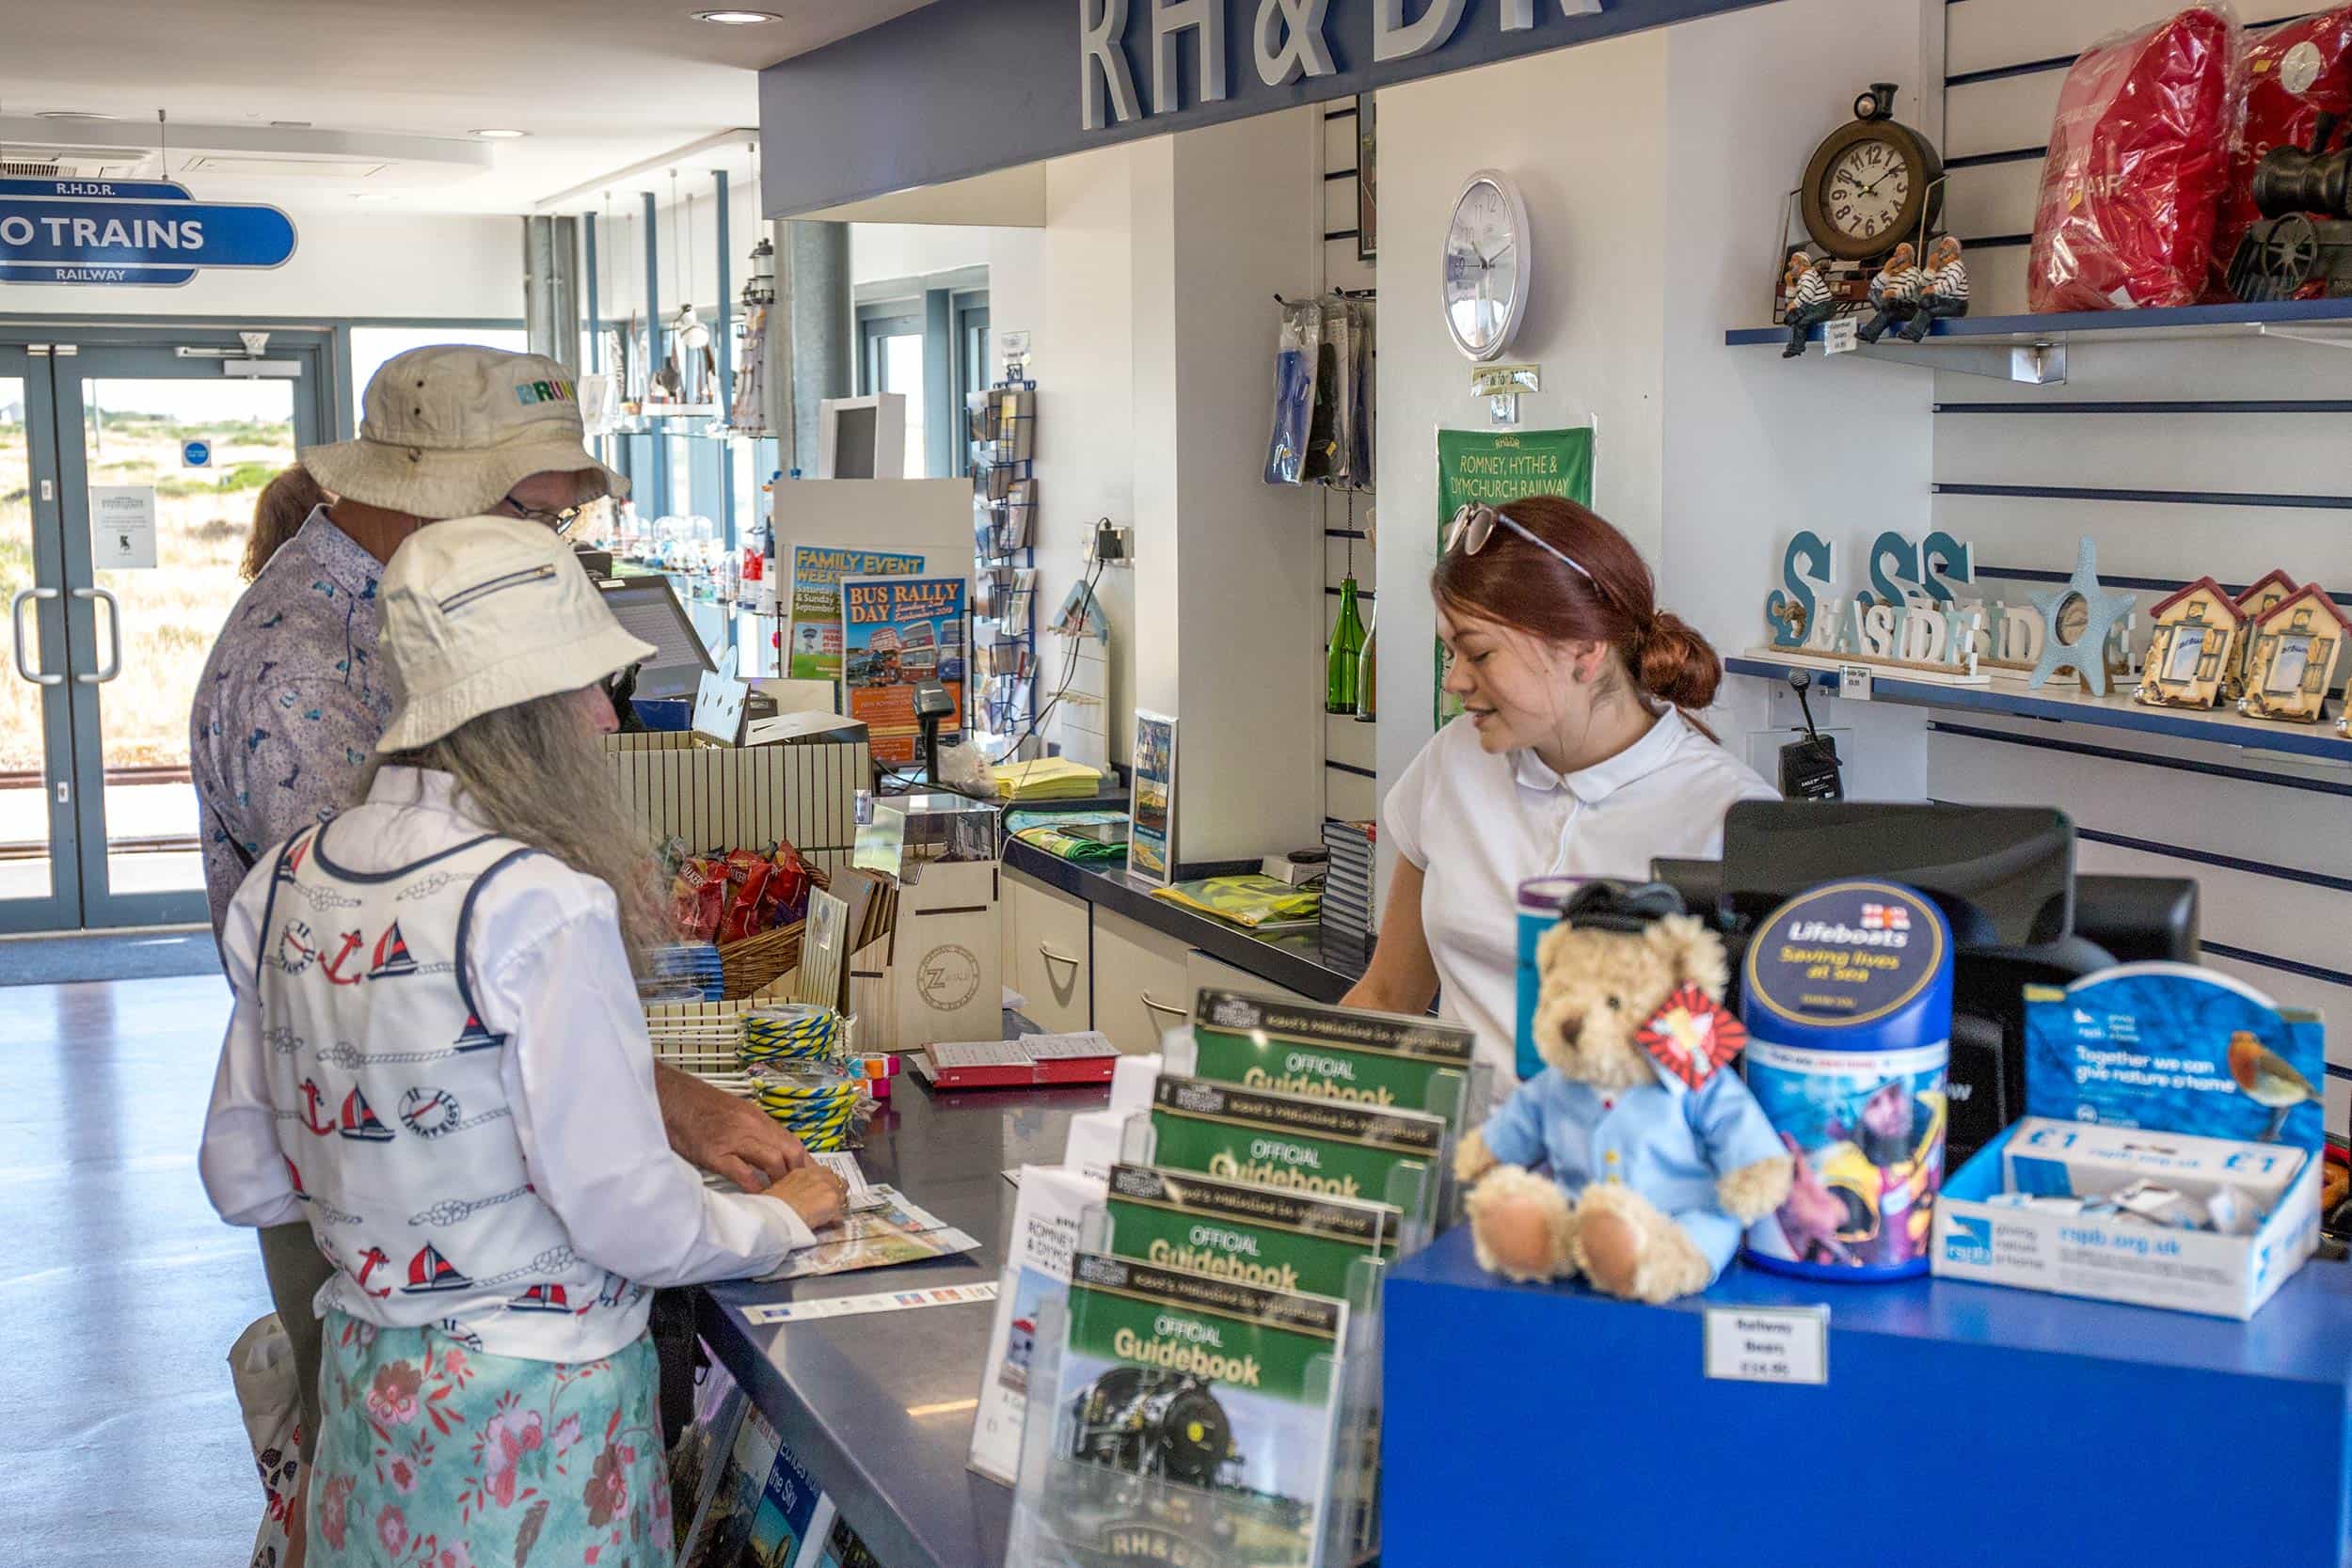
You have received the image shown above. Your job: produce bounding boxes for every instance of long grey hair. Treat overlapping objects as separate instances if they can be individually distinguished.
[358,692,666,973]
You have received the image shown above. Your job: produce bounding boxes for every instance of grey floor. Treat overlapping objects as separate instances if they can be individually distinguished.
[1,973,263,1564]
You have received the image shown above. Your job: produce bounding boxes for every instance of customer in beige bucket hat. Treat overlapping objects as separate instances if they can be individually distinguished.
[375,514,654,752]
[300,343,627,524]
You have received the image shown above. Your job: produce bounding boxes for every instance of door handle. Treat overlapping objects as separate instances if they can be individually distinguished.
[1039,943,1081,972]
[10,587,61,686]
[72,586,121,684]
[1139,991,1189,1023]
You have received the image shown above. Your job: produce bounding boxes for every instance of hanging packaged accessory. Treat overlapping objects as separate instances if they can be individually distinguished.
[1264,298,1321,484]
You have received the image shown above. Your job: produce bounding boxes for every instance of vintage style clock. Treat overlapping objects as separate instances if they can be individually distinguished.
[1443,168,1531,362]
[1801,83,1945,262]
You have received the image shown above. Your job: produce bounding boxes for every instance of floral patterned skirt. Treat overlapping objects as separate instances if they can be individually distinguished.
[309,1312,673,1568]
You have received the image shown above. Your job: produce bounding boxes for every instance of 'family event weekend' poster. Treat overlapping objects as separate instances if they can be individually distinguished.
[844,575,967,768]
[787,545,927,681]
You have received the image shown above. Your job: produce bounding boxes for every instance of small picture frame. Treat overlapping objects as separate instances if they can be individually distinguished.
[1129,709,1180,887]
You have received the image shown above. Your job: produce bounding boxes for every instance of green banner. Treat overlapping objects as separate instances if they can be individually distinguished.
[1434,425,1595,726]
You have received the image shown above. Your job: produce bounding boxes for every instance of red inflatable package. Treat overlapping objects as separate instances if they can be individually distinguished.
[2209,8,2352,298]
[2029,5,2243,312]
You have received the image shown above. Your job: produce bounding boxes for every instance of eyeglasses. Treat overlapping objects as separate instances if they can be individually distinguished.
[494,492,582,535]
[1445,503,1592,583]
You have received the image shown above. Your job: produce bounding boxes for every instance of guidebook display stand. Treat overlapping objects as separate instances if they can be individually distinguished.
[1005,1273,1375,1568]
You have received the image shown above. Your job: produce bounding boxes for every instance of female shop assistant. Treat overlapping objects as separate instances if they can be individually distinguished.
[200,515,847,1565]
[1343,495,1775,1082]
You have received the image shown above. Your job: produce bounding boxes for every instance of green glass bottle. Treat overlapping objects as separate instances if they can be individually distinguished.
[1327,576,1366,715]
[1355,606,1376,722]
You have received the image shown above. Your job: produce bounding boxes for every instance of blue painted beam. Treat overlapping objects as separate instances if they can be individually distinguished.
[644,188,665,515]
[757,0,1787,217]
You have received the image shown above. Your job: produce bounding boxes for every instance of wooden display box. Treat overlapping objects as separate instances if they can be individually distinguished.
[600,732,867,863]
[847,860,1002,1051]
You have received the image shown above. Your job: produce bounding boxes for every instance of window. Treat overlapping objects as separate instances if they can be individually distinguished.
[859,306,925,477]
[954,295,991,478]
[347,325,527,429]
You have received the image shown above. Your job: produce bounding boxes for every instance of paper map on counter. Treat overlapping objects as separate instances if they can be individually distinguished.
[741,1283,998,1325]
[815,1151,890,1211]
[755,1185,980,1280]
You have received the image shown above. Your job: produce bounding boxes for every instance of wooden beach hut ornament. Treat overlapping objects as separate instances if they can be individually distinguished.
[2135,578,2245,710]
[2238,584,2349,725]
[2230,570,2297,701]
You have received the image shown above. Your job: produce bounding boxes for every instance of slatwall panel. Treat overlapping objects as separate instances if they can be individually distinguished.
[600,735,868,856]
[1931,0,2352,1109]
[1943,1,2322,312]
[1320,97,1379,829]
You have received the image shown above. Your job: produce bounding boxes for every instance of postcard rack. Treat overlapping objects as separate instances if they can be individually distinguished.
[970,369,1039,746]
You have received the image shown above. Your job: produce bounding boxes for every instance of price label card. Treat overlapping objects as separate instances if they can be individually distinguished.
[1836,662,1874,701]
[1704,1305,1829,1386]
[1822,318,1859,356]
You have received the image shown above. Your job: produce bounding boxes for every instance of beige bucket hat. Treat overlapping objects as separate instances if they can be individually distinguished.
[300,345,627,518]
[376,515,655,752]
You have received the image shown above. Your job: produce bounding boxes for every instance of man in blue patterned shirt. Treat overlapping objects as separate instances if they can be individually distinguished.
[191,345,625,934]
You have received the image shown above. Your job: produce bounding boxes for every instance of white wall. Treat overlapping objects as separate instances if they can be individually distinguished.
[1371,31,1675,826]
[981,147,1138,773]
[0,208,521,320]
[1660,0,1935,801]
[1926,0,2352,1122]
[851,224,1000,288]
[1153,109,1326,863]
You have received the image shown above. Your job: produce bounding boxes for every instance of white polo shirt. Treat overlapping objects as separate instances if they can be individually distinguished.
[1383,708,1777,1084]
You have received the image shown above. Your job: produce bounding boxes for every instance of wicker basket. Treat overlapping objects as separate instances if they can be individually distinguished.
[719,919,807,1000]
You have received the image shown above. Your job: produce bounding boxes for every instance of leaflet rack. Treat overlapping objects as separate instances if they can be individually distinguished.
[1116,1104,1445,1256]
[969,367,1038,748]
[1006,1264,1380,1568]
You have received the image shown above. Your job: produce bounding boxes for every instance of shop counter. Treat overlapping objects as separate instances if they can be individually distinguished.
[697,1077,1110,1568]
[1383,1225,2352,1568]
[1002,837,1370,1005]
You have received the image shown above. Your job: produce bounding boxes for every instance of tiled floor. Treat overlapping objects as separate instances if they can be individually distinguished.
[0,974,264,1565]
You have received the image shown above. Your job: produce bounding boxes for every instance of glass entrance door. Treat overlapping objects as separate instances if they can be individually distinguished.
[0,334,329,932]
[0,347,77,932]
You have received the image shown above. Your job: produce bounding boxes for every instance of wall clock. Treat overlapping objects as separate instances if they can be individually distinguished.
[1443,168,1531,362]
[1801,83,1945,263]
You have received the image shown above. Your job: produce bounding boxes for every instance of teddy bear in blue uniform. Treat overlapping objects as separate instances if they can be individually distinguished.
[1456,884,1792,1304]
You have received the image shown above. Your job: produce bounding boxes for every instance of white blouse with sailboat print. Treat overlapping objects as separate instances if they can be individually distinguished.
[199,766,811,1362]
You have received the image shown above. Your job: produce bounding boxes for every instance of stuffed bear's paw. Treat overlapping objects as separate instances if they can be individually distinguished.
[1570,1182,1712,1304]
[1717,1153,1795,1225]
[1454,1127,1498,1186]
[1464,1164,1578,1284]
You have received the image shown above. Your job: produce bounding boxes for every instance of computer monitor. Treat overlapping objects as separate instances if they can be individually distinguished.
[817,394,906,481]
[594,575,716,701]
[1651,802,2197,1165]
[1718,800,2075,946]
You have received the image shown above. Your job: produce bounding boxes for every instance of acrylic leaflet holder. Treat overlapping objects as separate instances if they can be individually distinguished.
[1005,1256,1380,1568]
[1115,1101,1442,1256]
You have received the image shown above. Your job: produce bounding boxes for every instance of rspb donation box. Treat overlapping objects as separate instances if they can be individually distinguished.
[1931,964,2324,1318]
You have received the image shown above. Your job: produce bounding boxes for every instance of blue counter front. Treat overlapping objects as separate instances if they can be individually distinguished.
[1384,1225,2352,1568]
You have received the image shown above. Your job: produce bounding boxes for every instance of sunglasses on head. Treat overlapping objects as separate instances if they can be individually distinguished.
[493,491,582,536]
[1445,503,1593,583]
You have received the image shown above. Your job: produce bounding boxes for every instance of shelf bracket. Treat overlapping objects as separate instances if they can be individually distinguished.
[1849,337,2067,385]
[2256,324,2352,350]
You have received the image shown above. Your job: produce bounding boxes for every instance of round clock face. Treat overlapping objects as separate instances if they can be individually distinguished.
[1821,138,1911,248]
[1443,172,1528,362]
